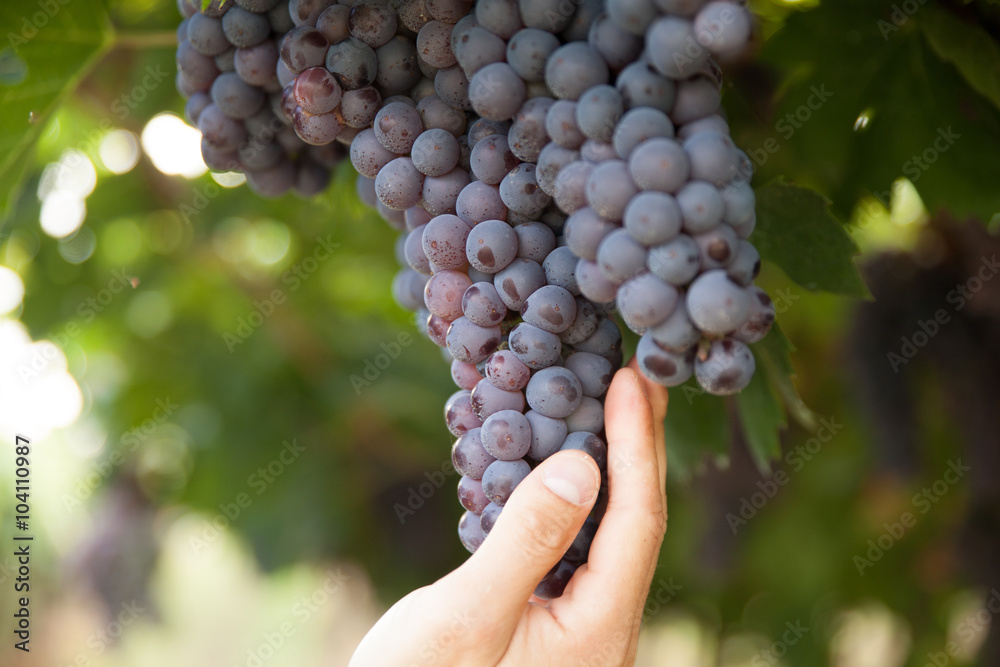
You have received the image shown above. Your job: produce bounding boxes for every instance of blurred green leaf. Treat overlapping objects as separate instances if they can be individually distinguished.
[0,0,115,220]
[755,323,817,433]
[754,180,869,297]
[736,364,786,472]
[664,386,731,477]
[921,5,1000,112]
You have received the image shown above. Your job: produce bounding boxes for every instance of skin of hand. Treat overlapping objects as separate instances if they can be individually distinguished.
[350,360,669,667]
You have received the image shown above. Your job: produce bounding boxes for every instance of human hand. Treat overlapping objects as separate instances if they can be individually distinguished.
[350,360,669,667]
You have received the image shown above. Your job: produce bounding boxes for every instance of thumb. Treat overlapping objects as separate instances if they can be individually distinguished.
[448,450,601,616]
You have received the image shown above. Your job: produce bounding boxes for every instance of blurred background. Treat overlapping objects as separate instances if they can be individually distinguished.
[0,0,999,665]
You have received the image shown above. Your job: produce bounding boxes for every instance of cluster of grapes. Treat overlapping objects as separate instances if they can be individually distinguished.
[175,0,346,197]
[175,0,774,599]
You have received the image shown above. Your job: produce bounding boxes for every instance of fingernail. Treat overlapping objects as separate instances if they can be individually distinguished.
[543,455,598,506]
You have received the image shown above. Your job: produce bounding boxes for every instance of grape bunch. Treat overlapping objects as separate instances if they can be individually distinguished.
[175,0,773,599]
[175,0,347,197]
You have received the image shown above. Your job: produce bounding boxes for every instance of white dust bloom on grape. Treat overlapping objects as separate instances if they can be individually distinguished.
[693,1,752,56]
[646,16,708,80]
[733,286,775,344]
[636,332,694,387]
[545,42,610,100]
[695,338,755,395]
[686,268,751,335]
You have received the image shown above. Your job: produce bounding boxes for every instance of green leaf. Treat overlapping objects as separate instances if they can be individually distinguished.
[664,386,731,479]
[921,5,1000,112]
[754,180,870,298]
[736,365,786,473]
[0,0,115,221]
[754,323,817,433]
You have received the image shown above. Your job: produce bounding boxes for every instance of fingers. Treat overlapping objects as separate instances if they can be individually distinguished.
[444,450,601,624]
[629,357,668,501]
[558,367,666,621]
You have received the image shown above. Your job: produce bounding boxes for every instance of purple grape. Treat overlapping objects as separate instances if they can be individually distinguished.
[484,350,532,391]
[526,366,583,419]
[424,269,472,320]
[421,167,471,216]
[456,181,508,224]
[521,285,578,334]
[446,316,502,363]
[458,476,491,513]
[471,379,526,420]
[493,258,545,311]
[375,156,425,210]
[566,397,605,434]
[509,322,563,370]
[560,431,607,469]
[694,338,755,395]
[459,510,486,552]
[445,389,484,436]
[481,410,533,461]
[452,427,496,479]
[326,37,378,89]
[481,459,531,505]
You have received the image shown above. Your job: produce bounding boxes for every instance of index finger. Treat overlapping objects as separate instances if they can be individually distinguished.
[551,367,667,624]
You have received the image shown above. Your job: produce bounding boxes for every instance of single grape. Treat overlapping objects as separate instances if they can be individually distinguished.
[462,282,508,327]
[648,298,700,352]
[484,350,532,391]
[647,234,700,285]
[482,459,532,505]
[526,366,584,419]
[575,259,618,304]
[588,13,643,71]
[733,286,774,344]
[507,28,560,82]
[469,62,527,122]
[292,107,344,145]
[416,20,456,69]
[494,258,545,311]
[211,71,265,118]
[565,397,605,434]
[635,332,694,386]
[348,0,397,48]
[646,16,708,80]
[453,26,507,77]
[481,410,533,461]
[585,159,636,220]
[452,359,483,390]
[340,86,382,128]
[693,222,738,270]
[616,272,679,331]
[542,246,581,297]
[559,297,600,345]
[596,228,647,284]
[446,316,503,363]
[615,61,676,112]
[624,191,683,246]
[575,84,624,143]
[428,0,473,24]
[458,476,491,513]
[545,99,586,150]
[676,180,724,234]
[456,181,508,225]
[392,268,428,311]
[535,143,579,197]
[521,285,578,334]
[509,322,563,369]
[375,156,425,210]
[695,338,755,395]
[458,510,486,552]
[187,13,230,57]
[325,37,378,89]
[508,96,554,162]
[424,269,472,320]
[471,378,526,421]
[552,160,594,214]
[607,0,657,36]
[280,25,330,73]
[574,317,623,365]
[480,501,503,534]
[474,0,523,39]
[410,128,461,177]
[545,42,610,101]
[524,411,568,461]
[683,130,740,186]
[513,222,557,264]
[534,559,577,600]
[470,134,519,185]
[294,67,343,114]
[375,36,422,94]
[445,389,484,436]
[434,65,472,110]
[686,269,751,335]
[374,101,424,153]
[628,137,690,193]
[693,1,752,55]
[564,351,613,398]
[726,239,761,287]
[422,167,470,216]
[222,7,271,48]
[235,41,279,87]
